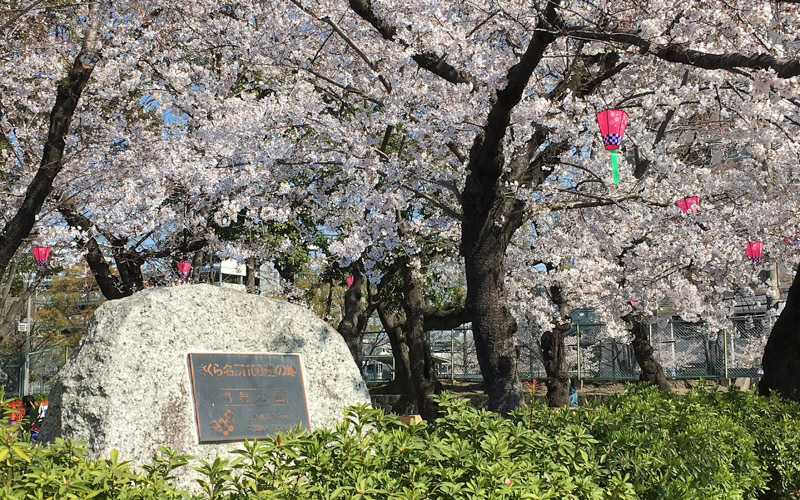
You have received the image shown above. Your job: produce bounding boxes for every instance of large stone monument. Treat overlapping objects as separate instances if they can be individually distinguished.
[40,284,370,477]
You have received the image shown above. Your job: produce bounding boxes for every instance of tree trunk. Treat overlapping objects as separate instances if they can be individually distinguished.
[375,303,414,395]
[459,11,561,413]
[113,250,144,294]
[398,247,441,421]
[463,239,524,413]
[0,260,18,311]
[0,5,100,279]
[337,270,364,367]
[245,256,257,294]
[191,251,204,281]
[58,200,129,300]
[630,318,670,390]
[541,324,570,407]
[760,265,800,401]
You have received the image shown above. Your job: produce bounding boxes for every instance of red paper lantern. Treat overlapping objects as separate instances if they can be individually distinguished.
[345,276,354,287]
[745,241,763,264]
[31,246,51,267]
[176,261,192,280]
[675,196,699,214]
[596,109,629,184]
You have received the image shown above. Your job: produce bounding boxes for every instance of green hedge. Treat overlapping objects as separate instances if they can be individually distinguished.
[2,385,799,499]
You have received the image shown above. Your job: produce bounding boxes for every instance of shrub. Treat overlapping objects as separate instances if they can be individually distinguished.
[1,384,800,498]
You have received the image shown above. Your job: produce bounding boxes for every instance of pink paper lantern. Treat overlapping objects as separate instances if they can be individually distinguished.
[345,276,354,287]
[31,246,51,267]
[745,241,763,264]
[675,196,699,214]
[596,109,629,151]
[176,261,192,280]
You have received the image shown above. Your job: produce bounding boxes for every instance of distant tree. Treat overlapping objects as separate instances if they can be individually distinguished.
[33,264,102,350]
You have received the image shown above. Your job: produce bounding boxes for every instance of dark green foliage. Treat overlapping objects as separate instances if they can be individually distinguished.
[2,385,800,498]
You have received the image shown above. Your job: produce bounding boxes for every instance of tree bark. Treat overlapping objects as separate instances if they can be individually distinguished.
[191,251,204,281]
[58,201,128,299]
[630,318,670,390]
[463,240,525,413]
[337,270,365,367]
[245,256,257,294]
[760,265,800,401]
[375,303,415,400]
[541,325,570,407]
[0,3,100,279]
[541,284,571,407]
[112,247,144,294]
[423,304,470,331]
[397,236,441,420]
[0,260,18,311]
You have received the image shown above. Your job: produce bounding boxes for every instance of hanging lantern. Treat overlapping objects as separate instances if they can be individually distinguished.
[176,261,192,280]
[745,241,763,264]
[675,196,700,214]
[31,246,51,267]
[596,109,629,185]
[345,276,354,287]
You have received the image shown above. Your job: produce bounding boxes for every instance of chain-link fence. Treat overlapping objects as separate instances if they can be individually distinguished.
[362,314,773,383]
[0,346,71,397]
[2,316,773,392]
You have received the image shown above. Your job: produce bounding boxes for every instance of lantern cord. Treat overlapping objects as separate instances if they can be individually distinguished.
[611,149,619,185]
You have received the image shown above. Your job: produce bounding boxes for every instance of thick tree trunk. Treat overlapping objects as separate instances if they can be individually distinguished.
[541,324,570,407]
[398,247,441,421]
[462,239,524,414]
[760,265,800,401]
[630,318,670,390]
[337,270,365,367]
[0,6,99,279]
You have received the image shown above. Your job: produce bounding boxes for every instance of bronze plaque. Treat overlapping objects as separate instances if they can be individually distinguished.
[187,352,310,443]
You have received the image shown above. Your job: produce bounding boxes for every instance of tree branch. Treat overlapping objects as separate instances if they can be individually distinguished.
[423,304,471,331]
[0,0,102,279]
[562,26,800,78]
[348,0,485,89]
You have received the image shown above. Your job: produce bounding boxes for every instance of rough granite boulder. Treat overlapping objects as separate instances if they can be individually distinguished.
[40,284,370,484]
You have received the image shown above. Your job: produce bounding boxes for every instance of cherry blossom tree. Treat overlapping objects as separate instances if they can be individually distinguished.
[6,0,800,413]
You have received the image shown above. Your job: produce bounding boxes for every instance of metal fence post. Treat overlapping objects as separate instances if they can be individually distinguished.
[450,329,455,382]
[670,322,676,378]
[723,328,729,379]
[576,324,582,380]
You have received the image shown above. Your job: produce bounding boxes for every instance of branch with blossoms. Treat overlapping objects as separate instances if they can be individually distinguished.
[559,26,800,78]
[0,0,102,279]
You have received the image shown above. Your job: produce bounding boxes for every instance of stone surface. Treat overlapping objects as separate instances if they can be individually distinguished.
[40,284,370,484]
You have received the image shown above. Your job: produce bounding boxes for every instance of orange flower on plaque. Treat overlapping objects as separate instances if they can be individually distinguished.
[210,410,236,436]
